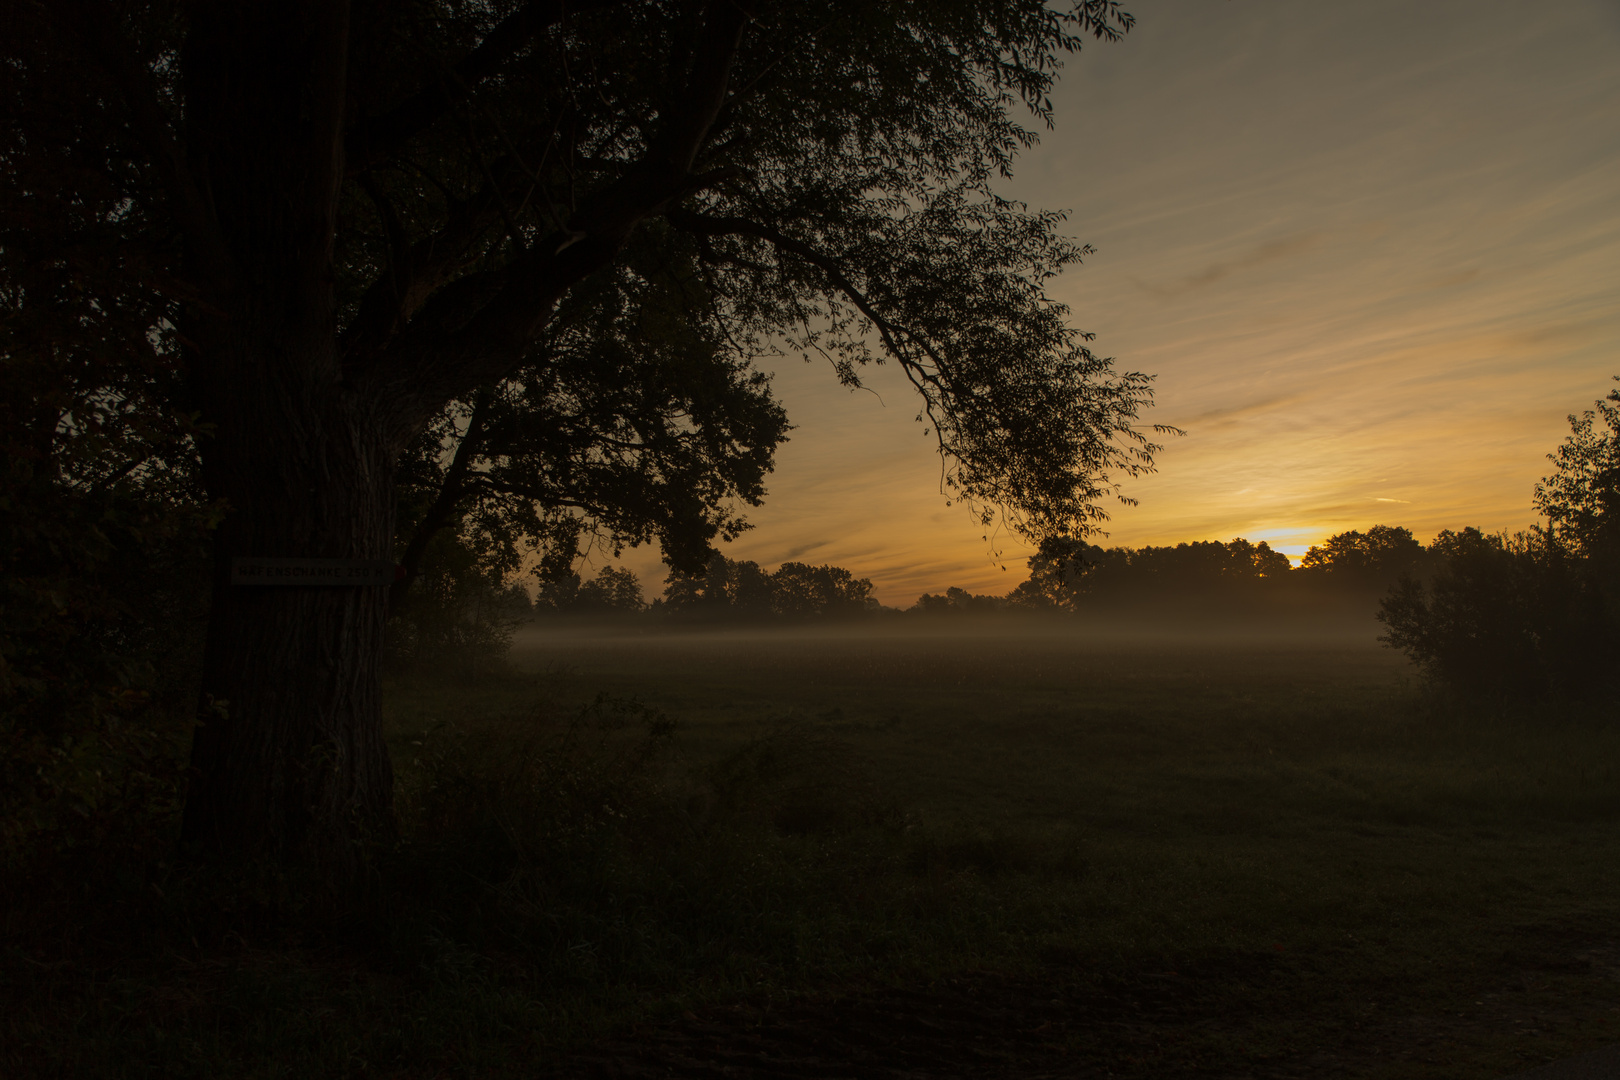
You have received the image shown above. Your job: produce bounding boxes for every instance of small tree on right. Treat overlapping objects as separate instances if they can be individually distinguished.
[1379,383,1620,701]
[1533,380,1620,611]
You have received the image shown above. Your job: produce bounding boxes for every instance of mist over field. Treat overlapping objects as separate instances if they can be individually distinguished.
[515,602,1389,651]
[355,601,1620,1078]
[514,617,1399,690]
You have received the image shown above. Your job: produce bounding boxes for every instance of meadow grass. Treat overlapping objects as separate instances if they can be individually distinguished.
[8,615,1620,1077]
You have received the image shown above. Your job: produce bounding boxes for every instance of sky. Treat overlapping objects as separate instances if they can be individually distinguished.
[606,0,1620,608]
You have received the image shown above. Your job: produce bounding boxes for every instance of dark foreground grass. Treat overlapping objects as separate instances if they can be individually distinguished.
[6,617,1620,1077]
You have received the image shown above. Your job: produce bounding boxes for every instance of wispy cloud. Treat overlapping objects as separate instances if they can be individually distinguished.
[1169,393,1309,432]
[780,540,833,560]
[1136,233,1321,297]
[1420,267,1482,290]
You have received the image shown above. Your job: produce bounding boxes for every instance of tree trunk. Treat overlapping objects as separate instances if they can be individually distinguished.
[176,2,398,874]
[179,362,399,874]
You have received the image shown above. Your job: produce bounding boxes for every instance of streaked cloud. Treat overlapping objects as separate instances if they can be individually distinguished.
[601,0,1620,607]
[1136,233,1322,297]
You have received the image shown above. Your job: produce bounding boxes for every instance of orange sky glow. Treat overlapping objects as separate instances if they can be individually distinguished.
[600,0,1620,607]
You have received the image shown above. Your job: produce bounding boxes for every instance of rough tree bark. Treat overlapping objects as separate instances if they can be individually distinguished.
[173,2,403,869]
[181,415,400,869]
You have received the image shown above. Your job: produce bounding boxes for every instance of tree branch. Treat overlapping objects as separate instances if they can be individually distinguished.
[389,390,496,610]
[666,207,962,450]
[361,2,754,441]
[342,173,515,360]
[666,208,938,371]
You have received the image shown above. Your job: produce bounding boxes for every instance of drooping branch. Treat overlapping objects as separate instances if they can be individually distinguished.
[668,207,956,422]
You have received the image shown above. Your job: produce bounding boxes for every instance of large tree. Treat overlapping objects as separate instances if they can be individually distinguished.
[3,0,1164,871]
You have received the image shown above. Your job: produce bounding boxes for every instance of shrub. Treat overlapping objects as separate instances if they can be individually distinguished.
[385,529,531,678]
[0,472,211,865]
[1378,528,1616,701]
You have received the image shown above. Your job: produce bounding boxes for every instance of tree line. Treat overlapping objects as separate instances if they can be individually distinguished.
[399,376,1620,715]
[502,523,1419,626]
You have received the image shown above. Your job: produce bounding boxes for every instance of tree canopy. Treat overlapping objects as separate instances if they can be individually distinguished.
[1006,535,1292,610]
[1297,525,1425,593]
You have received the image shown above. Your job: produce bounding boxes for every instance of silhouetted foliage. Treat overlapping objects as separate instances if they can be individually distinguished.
[1378,528,1614,701]
[0,478,210,861]
[916,587,1009,615]
[384,528,532,679]
[998,535,1291,611]
[1534,379,1620,611]
[769,562,877,620]
[389,241,792,609]
[1003,535,1090,610]
[661,555,777,620]
[0,191,215,860]
[660,554,875,622]
[1298,525,1427,593]
[1379,384,1620,702]
[577,567,648,614]
[535,565,647,616]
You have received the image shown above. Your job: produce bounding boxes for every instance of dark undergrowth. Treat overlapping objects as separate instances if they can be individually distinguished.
[6,651,1620,1079]
[1,694,1103,1079]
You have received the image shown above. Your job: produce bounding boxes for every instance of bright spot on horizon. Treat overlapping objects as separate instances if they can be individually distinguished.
[600,0,1620,608]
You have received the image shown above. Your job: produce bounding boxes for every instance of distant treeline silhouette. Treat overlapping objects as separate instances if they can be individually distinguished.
[534,555,876,622]
[913,526,1429,615]
[531,526,1427,623]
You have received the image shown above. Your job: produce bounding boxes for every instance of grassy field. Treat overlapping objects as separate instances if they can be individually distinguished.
[9,614,1620,1077]
[386,616,1620,1076]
